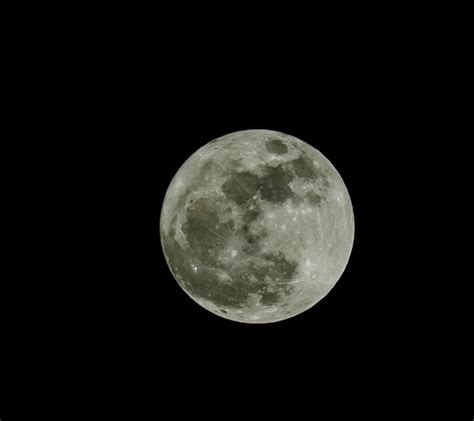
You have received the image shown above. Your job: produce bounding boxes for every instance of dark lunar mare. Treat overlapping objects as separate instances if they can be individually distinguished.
[265,138,288,155]
[163,201,299,310]
[163,224,298,308]
[258,165,294,204]
[221,171,258,205]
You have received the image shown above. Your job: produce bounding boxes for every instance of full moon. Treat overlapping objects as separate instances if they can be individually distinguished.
[160,130,354,323]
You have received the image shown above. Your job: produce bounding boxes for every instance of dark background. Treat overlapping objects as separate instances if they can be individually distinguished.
[2,11,470,419]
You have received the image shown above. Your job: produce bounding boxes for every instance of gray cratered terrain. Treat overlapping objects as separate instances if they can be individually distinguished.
[160,130,354,323]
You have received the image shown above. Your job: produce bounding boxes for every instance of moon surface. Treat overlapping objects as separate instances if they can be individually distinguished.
[160,130,354,323]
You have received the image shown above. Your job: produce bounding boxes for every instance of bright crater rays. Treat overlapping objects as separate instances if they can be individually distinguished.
[160,130,354,323]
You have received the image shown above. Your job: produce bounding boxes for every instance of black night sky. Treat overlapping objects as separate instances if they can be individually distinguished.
[2,14,468,419]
